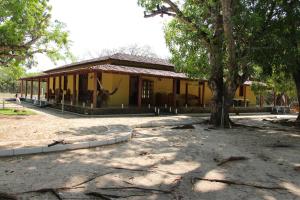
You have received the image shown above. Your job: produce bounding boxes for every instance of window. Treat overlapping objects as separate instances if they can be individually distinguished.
[176,79,180,94]
[142,80,153,99]
[239,86,244,97]
[64,75,68,90]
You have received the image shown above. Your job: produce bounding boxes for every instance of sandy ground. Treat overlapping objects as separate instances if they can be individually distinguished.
[0,107,299,199]
[0,103,203,149]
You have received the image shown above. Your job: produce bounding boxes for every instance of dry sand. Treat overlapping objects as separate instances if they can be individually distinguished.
[0,109,299,199]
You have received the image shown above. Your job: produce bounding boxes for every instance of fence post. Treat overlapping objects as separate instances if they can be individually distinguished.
[2,100,4,109]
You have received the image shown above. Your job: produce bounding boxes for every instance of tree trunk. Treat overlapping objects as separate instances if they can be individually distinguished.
[293,70,300,122]
[208,40,228,127]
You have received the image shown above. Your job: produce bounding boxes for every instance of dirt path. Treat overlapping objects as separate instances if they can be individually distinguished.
[0,105,200,149]
[0,115,299,199]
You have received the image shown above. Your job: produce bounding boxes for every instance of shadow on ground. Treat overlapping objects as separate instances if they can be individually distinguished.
[0,117,300,199]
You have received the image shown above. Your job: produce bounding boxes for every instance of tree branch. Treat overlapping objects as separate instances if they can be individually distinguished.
[143,0,210,46]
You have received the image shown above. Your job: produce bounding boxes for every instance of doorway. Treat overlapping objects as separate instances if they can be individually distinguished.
[129,76,138,106]
[78,74,88,102]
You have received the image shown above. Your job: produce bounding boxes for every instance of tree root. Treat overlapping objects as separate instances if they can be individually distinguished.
[217,156,249,166]
[94,186,171,194]
[22,188,62,200]
[11,167,181,199]
[192,177,286,190]
[171,124,195,129]
[233,122,300,133]
[71,172,114,188]
[85,192,116,200]
[16,172,114,199]
[85,186,172,200]
[85,192,150,199]
[0,192,18,200]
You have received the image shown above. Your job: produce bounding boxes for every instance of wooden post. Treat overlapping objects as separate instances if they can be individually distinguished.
[273,91,276,107]
[30,79,33,99]
[25,80,28,98]
[20,80,24,97]
[47,77,50,101]
[185,83,188,106]
[259,94,262,108]
[244,85,247,107]
[137,76,142,108]
[59,75,62,90]
[172,79,177,107]
[72,74,76,104]
[38,78,41,100]
[92,72,97,108]
[202,82,205,107]
[198,81,201,106]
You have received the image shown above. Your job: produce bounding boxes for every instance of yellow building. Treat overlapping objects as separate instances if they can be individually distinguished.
[20,53,256,114]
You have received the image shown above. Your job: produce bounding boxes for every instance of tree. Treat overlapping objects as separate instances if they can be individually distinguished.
[0,65,25,93]
[252,0,300,121]
[138,0,275,127]
[0,0,72,68]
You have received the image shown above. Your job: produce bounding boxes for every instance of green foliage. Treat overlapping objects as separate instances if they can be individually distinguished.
[0,65,25,92]
[0,0,73,68]
[164,18,209,79]
[140,0,274,81]
[251,1,300,76]
[0,108,35,115]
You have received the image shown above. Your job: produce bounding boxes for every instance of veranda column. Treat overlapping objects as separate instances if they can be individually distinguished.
[59,75,62,90]
[198,81,201,106]
[20,80,24,97]
[25,80,28,98]
[185,83,188,106]
[38,78,41,100]
[172,79,177,107]
[137,76,142,108]
[92,72,97,108]
[47,77,50,101]
[259,94,262,108]
[244,85,247,107]
[72,74,76,104]
[30,79,33,99]
[273,91,276,107]
[202,82,205,107]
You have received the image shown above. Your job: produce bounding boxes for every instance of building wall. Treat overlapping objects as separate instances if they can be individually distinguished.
[46,73,257,107]
[87,73,94,91]
[141,76,173,94]
[233,85,256,106]
[102,73,130,106]
[203,82,213,105]
[67,75,74,94]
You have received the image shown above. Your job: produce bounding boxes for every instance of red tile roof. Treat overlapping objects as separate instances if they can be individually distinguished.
[90,64,188,79]
[44,53,174,73]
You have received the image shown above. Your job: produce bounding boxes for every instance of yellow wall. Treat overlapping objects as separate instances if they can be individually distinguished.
[67,75,74,94]
[87,73,94,91]
[49,77,53,91]
[102,73,129,106]
[142,76,173,94]
[203,82,213,105]
[233,85,256,106]
[179,80,200,96]
[45,73,257,107]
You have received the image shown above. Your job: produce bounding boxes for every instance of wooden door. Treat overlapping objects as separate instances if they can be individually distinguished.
[78,74,88,102]
[129,76,138,106]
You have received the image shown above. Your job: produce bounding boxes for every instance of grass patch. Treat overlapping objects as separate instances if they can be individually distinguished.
[0,108,35,115]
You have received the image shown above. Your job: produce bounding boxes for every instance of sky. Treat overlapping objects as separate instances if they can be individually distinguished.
[31,0,171,72]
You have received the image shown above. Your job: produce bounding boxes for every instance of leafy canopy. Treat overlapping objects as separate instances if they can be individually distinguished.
[0,0,73,67]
